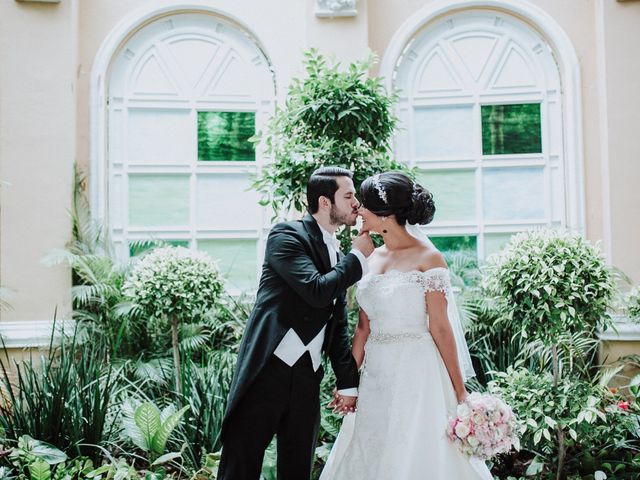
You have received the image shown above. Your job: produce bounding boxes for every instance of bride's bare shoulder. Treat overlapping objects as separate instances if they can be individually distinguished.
[414,244,448,272]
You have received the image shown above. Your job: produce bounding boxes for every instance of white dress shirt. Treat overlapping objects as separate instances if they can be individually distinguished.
[273,224,367,397]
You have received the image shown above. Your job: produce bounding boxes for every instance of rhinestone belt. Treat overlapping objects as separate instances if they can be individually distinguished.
[367,332,429,344]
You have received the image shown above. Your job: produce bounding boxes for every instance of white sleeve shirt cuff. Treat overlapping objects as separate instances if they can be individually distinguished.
[337,387,358,397]
[349,248,369,276]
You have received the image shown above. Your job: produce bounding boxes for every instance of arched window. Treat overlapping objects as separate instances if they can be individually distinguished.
[106,12,275,291]
[390,9,568,259]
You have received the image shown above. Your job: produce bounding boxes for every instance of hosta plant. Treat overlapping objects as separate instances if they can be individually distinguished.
[121,401,190,468]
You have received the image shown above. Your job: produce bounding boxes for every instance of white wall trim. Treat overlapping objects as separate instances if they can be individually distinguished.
[379,0,586,235]
[595,0,612,262]
[599,315,640,342]
[89,0,275,224]
[0,320,76,349]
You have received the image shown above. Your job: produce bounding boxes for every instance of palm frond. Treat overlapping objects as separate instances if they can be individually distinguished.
[131,358,173,385]
[0,286,13,311]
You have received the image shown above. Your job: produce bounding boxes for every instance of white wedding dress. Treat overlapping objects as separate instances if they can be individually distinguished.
[320,267,493,480]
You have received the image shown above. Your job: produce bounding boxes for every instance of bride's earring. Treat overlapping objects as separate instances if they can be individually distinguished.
[381,216,388,234]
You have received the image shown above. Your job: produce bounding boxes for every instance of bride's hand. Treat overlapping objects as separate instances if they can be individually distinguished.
[456,389,469,404]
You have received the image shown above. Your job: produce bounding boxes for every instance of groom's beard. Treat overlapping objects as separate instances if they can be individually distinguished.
[329,204,357,227]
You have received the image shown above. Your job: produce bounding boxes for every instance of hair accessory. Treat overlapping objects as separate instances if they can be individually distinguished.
[411,182,420,201]
[372,175,388,204]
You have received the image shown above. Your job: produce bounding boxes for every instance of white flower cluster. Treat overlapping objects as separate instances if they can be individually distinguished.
[123,247,224,321]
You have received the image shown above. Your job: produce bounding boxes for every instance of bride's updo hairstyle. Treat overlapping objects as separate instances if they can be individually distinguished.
[360,171,436,225]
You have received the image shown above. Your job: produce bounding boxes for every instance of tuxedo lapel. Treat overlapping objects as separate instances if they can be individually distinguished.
[301,214,331,273]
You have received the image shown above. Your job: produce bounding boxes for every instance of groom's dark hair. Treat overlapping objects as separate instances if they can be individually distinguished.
[307,166,353,214]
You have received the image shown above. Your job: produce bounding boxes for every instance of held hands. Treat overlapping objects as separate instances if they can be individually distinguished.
[327,388,357,415]
[352,229,374,257]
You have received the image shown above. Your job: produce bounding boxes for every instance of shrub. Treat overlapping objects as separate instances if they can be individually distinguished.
[123,247,224,395]
[626,287,640,323]
[483,229,616,479]
[123,247,223,324]
[484,228,615,342]
[489,367,640,479]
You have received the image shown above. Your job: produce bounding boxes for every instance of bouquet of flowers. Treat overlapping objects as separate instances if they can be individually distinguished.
[447,392,519,460]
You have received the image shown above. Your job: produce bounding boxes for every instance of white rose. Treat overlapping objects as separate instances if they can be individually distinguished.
[455,422,471,439]
[472,412,487,425]
[457,403,471,420]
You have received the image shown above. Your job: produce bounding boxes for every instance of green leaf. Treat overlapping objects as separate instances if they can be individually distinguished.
[533,429,543,445]
[30,440,68,465]
[135,402,162,451]
[29,459,51,480]
[86,465,111,478]
[525,457,545,475]
[151,451,183,466]
[151,405,189,455]
[543,416,557,429]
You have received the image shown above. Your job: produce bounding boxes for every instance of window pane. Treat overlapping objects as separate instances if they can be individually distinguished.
[198,239,257,291]
[482,167,544,221]
[483,233,513,258]
[414,106,474,158]
[128,175,190,227]
[128,109,191,164]
[416,170,475,222]
[481,103,541,155]
[430,235,477,256]
[129,240,189,257]
[196,174,260,229]
[198,111,255,161]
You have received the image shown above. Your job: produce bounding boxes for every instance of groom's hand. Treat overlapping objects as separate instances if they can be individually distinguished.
[352,229,374,257]
[327,388,341,411]
[328,389,357,415]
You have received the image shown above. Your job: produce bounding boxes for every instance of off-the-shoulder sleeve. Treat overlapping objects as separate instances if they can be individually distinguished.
[417,267,451,294]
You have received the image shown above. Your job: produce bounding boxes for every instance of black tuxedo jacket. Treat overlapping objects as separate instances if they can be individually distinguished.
[221,214,362,435]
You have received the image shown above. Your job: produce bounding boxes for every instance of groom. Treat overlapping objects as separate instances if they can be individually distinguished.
[218,166,373,480]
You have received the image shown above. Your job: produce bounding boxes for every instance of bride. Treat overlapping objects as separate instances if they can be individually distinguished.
[320,172,493,479]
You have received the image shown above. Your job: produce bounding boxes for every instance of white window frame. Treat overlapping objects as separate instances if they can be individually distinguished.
[90,4,276,293]
[379,0,585,255]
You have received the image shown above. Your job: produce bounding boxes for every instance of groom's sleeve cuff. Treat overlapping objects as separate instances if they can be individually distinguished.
[349,249,369,276]
[337,387,358,397]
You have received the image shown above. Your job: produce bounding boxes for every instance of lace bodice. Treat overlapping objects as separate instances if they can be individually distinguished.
[356,267,452,336]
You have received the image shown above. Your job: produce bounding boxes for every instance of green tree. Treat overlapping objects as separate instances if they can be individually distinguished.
[253,49,411,224]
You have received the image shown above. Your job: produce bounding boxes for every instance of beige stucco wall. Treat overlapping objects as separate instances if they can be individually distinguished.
[598,0,640,284]
[600,340,640,386]
[0,0,75,325]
